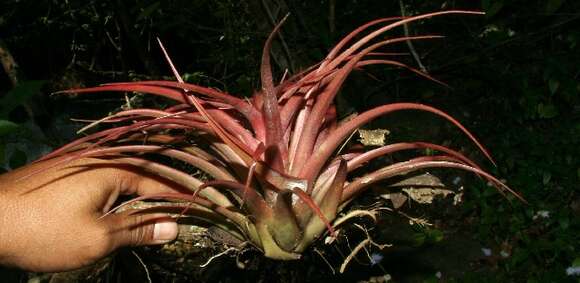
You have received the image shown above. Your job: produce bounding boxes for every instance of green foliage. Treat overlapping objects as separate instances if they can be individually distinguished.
[0,80,45,118]
[482,0,504,18]
[0,80,47,170]
[412,226,444,247]
[0,120,20,137]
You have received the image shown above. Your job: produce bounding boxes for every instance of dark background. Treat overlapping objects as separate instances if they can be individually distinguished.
[0,0,579,282]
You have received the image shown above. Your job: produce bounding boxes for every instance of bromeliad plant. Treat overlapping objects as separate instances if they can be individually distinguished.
[39,11,523,260]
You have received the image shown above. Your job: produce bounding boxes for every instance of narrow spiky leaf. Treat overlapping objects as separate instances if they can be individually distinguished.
[260,14,290,171]
[296,159,346,252]
[302,103,496,186]
[342,160,525,203]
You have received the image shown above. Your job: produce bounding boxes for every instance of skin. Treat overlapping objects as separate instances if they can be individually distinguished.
[0,157,179,272]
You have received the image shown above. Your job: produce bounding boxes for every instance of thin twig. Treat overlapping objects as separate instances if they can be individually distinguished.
[199,247,238,267]
[131,251,152,283]
[336,128,358,156]
[279,68,289,84]
[399,0,427,73]
[332,209,378,228]
[105,31,121,52]
[314,248,336,274]
[340,238,370,273]
[328,0,336,34]
[374,206,432,227]
[339,223,391,273]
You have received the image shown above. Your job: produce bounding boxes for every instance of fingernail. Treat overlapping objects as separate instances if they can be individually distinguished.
[153,220,178,242]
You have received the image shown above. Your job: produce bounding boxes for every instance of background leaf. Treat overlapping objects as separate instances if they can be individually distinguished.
[0,120,20,136]
[548,79,560,94]
[537,103,558,118]
[482,0,504,18]
[545,0,566,14]
[0,80,46,118]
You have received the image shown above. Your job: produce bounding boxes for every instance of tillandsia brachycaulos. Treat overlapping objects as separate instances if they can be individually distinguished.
[36,10,524,260]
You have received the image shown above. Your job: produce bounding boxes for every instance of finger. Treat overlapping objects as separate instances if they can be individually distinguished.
[55,158,184,197]
[103,211,178,249]
[57,159,186,213]
[116,167,189,197]
[132,172,186,196]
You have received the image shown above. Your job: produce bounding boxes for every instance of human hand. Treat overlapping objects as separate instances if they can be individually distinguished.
[0,158,179,272]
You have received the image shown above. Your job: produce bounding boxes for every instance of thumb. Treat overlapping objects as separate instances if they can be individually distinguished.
[105,212,178,248]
